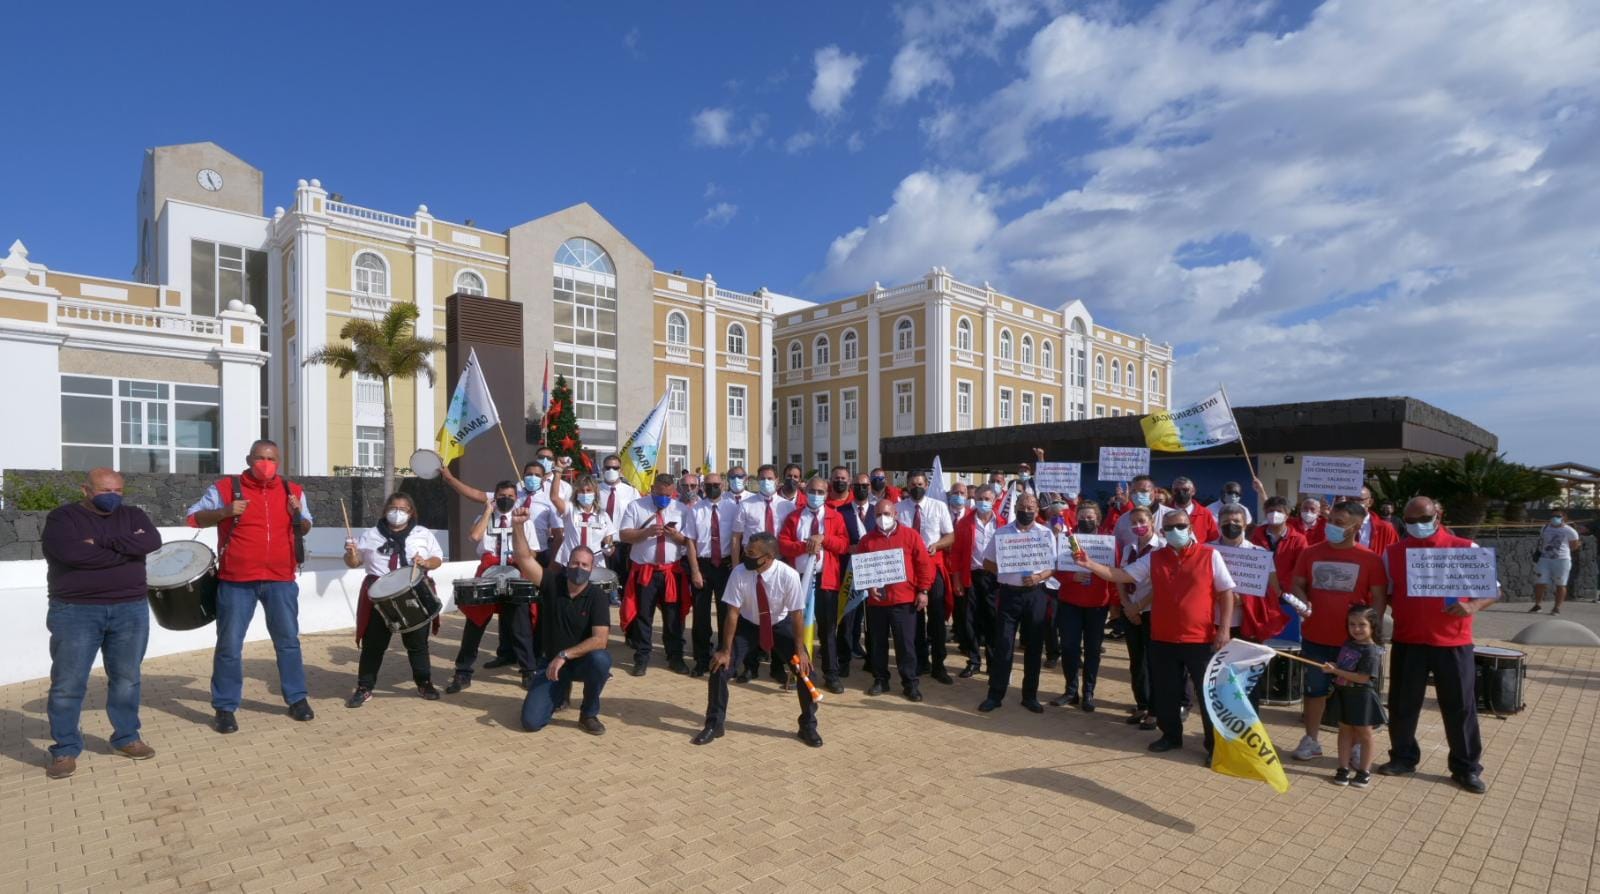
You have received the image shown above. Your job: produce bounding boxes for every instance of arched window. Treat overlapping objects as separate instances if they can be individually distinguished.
[1095,355,1105,382]
[998,329,1013,361]
[956,318,972,352]
[789,340,803,369]
[1041,340,1054,370]
[1150,369,1161,398]
[814,334,831,366]
[454,270,485,296]
[841,329,858,361]
[726,322,747,355]
[895,318,914,352]
[555,237,615,274]
[353,251,388,296]
[666,311,689,345]
[1111,359,1121,388]
[1021,335,1034,366]
[771,345,778,369]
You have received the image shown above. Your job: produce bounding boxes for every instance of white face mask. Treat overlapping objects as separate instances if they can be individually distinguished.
[1301,511,1320,526]
[876,515,897,533]
[602,468,621,484]
[1265,511,1287,526]
[385,509,410,527]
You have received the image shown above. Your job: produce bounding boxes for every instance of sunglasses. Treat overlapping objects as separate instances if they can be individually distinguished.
[1402,515,1435,525]
[1162,523,1191,532]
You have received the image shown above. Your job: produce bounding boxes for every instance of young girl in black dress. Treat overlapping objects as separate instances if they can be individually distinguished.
[1322,606,1384,788]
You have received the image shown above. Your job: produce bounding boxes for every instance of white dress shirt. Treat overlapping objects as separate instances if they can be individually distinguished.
[1207,499,1253,526]
[356,525,443,578]
[598,480,641,521]
[554,507,616,565]
[736,491,796,539]
[618,497,691,565]
[982,521,1060,589]
[787,505,831,577]
[721,560,805,625]
[896,496,954,551]
[970,512,997,570]
[477,505,551,563]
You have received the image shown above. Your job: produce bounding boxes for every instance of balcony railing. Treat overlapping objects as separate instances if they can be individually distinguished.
[327,201,417,231]
[57,300,221,338]
[350,291,394,314]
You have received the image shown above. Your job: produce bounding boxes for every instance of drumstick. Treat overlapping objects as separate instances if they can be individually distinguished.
[339,498,353,541]
[790,655,823,704]
[1271,647,1330,671]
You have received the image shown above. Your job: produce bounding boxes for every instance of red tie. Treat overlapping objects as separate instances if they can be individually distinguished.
[764,498,775,534]
[655,511,666,563]
[581,513,591,549]
[913,503,922,538]
[756,573,775,651]
[389,551,399,571]
[496,515,509,564]
[607,488,616,518]
[711,509,722,563]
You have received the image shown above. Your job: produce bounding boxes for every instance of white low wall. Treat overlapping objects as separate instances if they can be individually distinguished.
[0,526,478,687]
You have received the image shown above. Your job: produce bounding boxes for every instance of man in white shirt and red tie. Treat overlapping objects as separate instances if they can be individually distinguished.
[692,533,821,747]
[617,473,699,676]
[597,454,642,584]
[446,478,551,693]
[732,463,797,683]
[682,471,736,677]
[896,470,956,685]
[779,476,850,693]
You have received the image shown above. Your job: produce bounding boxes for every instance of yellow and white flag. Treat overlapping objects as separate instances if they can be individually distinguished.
[1203,639,1290,793]
[435,348,501,465]
[618,391,672,493]
[1141,388,1240,452]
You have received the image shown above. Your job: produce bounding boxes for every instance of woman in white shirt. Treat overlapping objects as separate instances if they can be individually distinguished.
[556,476,618,567]
[342,493,445,707]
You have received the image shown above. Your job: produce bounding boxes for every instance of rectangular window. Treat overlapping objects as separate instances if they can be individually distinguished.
[555,350,618,424]
[815,452,829,473]
[1021,392,1034,424]
[1111,407,1121,417]
[727,448,746,471]
[842,449,858,472]
[1041,395,1055,423]
[789,454,803,467]
[956,381,972,429]
[814,392,830,426]
[788,397,803,428]
[1095,404,1106,418]
[62,375,220,474]
[190,239,265,317]
[999,388,1013,426]
[841,389,858,424]
[727,385,746,420]
[190,240,216,317]
[356,425,384,469]
[893,381,914,436]
[668,445,689,475]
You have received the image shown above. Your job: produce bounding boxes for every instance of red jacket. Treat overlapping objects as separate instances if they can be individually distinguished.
[1385,529,1480,647]
[1362,515,1398,555]
[1249,526,1310,593]
[949,510,990,590]
[1289,515,1326,545]
[873,484,904,505]
[1054,569,1114,608]
[189,473,305,583]
[778,505,849,591]
[853,524,935,607]
[1182,501,1218,545]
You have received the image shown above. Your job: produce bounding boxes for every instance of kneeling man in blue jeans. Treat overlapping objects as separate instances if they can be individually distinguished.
[41,468,163,779]
[510,517,611,735]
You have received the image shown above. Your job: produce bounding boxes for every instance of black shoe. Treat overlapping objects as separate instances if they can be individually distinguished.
[444,672,471,694]
[798,728,824,748]
[917,665,932,677]
[1021,699,1044,714]
[1178,705,1190,722]
[1081,695,1096,713]
[483,656,516,669]
[903,685,924,703]
[1528,604,1542,613]
[959,663,979,679]
[825,678,845,695]
[630,663,647,677]
[1139,715,1159,731]
[579,715,606,736]
[417,682,441,701]
[1201,751,1213,767]
[690,664,708,678]
[931,667,954,685]
[735,669,752,684]
[977,698,1002,713]
[838,665,852,679]
[1049,692,1079,708]
[1125,710,1147,725]
[669,658,691,675]
[288,699,315,722]
[1376,761,1416,777]
[521,673,535,690]
[1452,772,1487,794]
[1044,658,1059,670]
[1351,770,1372,789]
[690,725,724,746]
[852,646,868,659]
[345,687,372,709]
[1147,738,1181,753]
[214,709,238,734]
[866,681,887,696]
[1333,767,1352,786]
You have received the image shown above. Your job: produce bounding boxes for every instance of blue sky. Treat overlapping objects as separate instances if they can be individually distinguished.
[3,1,1596,465]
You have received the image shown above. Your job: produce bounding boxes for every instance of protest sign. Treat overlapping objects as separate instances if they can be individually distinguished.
[1098,447,1151,481]
[850,549,908,590]
[995,533,1056,575]
[1034,462,1082,495]
[1299,456,1366,495]
[1057,534,1116,572]
[1213,545,1274,598]
[1405,548,1499,599]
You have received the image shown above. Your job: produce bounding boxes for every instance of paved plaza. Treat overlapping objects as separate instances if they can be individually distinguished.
[2,604,1597,894]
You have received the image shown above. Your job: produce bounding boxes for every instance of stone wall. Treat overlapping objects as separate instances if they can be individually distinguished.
[1471,533,1597,602]
[1,470,450,559]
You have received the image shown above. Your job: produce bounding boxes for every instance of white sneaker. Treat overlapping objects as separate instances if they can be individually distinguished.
[1291,735,1323,761]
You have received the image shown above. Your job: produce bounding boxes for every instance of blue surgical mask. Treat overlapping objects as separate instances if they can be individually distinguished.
[806,493,825,510]
[523,475,543,493]
[1405,520,1437,539]
[90,492,123,513]
[538,458,554,472]
[759,478,777,496]
[1325,523,1348,544]
[1222,493,1240,505]
[576,492,595,507]
[1551,516,1564,526]
[1133,492,1153,508]
[949,495,967,509]
[1164,527,1194,549]
[728,476,746,493]
[976,500,994,515]
[652,494,672,511]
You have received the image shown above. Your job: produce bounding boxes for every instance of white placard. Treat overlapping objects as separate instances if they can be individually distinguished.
[995,533,1056,575]
[1033,462,1082,495]
[1212,544,1274,598]
[1298,455,1366,496]
[1404,548,1499,599]
[1057,534,1116,572]
[850,549,908,590]
[1098,447,1151,481]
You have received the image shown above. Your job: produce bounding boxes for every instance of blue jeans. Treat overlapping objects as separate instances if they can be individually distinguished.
[47,599,150,758]
[211,580,307,711]
[521,651,612,731]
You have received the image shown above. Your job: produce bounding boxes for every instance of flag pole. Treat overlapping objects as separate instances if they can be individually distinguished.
[1219,384,1257,482]
[497,424,523,480]
[1271,647,1329,671]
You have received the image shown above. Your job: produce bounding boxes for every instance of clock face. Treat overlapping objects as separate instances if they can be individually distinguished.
[197,169,224,191]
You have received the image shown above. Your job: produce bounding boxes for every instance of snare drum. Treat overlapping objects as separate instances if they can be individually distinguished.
[145,541,219,630]
[368,566,443,633]
[589,566,620,600]
[501,579,538,605]
[453,578,502,607]
[409,448,443,480]
[1263,638,1305,706]
[1474,646,1527,715]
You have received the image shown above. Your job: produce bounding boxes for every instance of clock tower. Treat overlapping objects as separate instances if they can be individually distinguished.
[134,141,263,282]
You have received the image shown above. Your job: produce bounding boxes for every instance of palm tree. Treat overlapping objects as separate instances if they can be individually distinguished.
[303,301,444,495]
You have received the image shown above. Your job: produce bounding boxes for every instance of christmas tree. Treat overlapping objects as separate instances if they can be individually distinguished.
[543,374,592,473]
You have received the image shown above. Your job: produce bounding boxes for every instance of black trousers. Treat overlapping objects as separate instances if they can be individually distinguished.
[1056,604,1109,697]
[458,607,536,676]
[495,551,550,661]
[837,594,865,673]
[630,573,686,665]
[987,585,1049,703]
[967,570,998,668]
[1044,601,1061,661]
[914,573,949,672]
[705,618,817,733]
[691,558,731,668]
[1124,612,1153,711]
[814,587,841,681]
[1387,642,1483,776]
[867,602,918,687]
[1150,640,1216,750]
[358,622,431,688]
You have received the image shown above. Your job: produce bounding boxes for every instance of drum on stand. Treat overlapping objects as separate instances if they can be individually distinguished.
[1263,639,1305,707]
[501,579,538,605]
[368,566,443,633]
[145,541,219,630]
[453,577,502,608]
[409,449,443,480]
[588,566,620,602]
[1474,646,1527,716]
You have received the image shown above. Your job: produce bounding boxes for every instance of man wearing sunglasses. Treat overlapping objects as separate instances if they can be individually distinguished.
[1374,496,1493,794]
[1075,509,1236,760]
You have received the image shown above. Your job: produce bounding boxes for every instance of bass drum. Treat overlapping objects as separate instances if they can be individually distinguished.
[145,541,219,630]
[368,566,443,633]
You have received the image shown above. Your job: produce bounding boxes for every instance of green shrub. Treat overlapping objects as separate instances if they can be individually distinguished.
[5,480,83,511]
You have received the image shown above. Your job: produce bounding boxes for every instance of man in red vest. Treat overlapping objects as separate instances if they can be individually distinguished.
[1375,496,1492,793]
[186,439,313,734]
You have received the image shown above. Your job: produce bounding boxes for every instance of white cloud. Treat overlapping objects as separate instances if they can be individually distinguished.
[623,26,642,59]
[785,131,817,154]
[809,46,866,117]
[690,107,764,147]
[886,41,953,103]
[847,132,865,153]
[817,1,1600,462]
[699,202,739,227]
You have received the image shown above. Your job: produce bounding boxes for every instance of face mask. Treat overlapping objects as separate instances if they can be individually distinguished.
[1132,524,1151,538]
[949,494,967,509]
[1132,492,1153,507]
[806,493,826,510]
[538,457,554,472]
[576,492,595,508]
[852,483,871,501]
[976,500,993,515]
[1220,523,1244,541]
[908,486,927,502]
[1078,519,1098,534]
[1265,511,1287,526]
[1301,511,1319,526]
[251,458,278,481]
[1222,493,1240,505]
[1406,520,1437,539]
[602,468,621,484]
[759,479,777,496]
[679,489,698,504]
[783,478,801,494]
[728,476,745,493]
[1172,490,1193,507]
[741,554,764,571]
[831,480,849,495]
[1325,523,1349,544]
[1378,508,1393,519]
[704,484,723,500]
[871,476,886,489]
[876,515,897,533]
[1164,527,1194,548]
[652,494,672,511]
[1014,509,1037,527]
[523,475,543,493]
[1551,516,1564,526]
[566,566,591,588]
[386,509,410,527]
[494,496,516,513]
[90,493,123,513]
